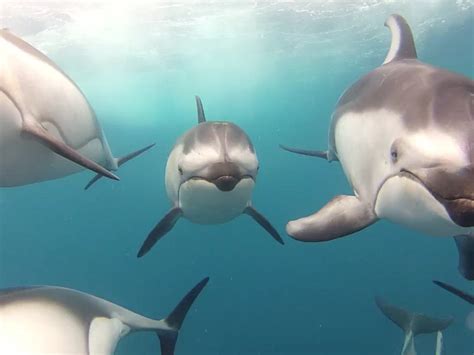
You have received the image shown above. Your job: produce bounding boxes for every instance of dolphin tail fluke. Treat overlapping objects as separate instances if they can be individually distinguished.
[195,95,206,123]
[286,195,377,242]
[84,143,155,190]
[433,280,474,304]
[158,277,209,355]
[244,206,284,245]
[454,235,474,280]
[279,144,328,160]
[375,297,453,355]
[137,207,183,257]
[22,118,120,181]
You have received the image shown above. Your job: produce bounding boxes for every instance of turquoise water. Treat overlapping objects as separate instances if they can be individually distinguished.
[1,1,473,354]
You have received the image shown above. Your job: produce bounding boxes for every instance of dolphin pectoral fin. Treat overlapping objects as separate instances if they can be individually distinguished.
[454,235,474,280]
[433,280,474,304]
[286,195,377,242]
[244,206,284,245]
[117,143,156,167]
[195,95,206,123]
[22,119,119,181]
[279,144,328,160]
[84,143,155,190]
[137,207,183,258]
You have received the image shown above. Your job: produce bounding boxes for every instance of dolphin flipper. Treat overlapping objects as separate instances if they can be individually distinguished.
[383,14,417,64]
[286,195,377,242]
[454,235,474,280]
[244,206,284,245]
[137,207,183,257]
[22,118,119,181]
[279,144,328,160]
[84,143,156,190]
[375,297,453,355]
[433,280,474,304]
[158,277,209,355]
[195,96,206,123]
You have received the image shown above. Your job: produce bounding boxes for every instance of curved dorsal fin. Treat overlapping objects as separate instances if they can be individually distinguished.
[383,14,417,64]
[195,95,206,123]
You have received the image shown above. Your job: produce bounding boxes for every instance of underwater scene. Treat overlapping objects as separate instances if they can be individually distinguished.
[0,1,473,354]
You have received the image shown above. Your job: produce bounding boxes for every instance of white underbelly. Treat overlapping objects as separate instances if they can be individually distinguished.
[179,178,255,224]
[375,176,472,236]
[0,301,88,354]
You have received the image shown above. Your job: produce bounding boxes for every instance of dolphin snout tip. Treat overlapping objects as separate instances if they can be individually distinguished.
[214,176,239,191]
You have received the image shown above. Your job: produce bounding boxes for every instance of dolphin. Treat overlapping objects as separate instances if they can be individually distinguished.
[137,96,283,257]
[0,277,209,355]
[0,29,154,188]
[375,297,453,355]
[281,14,474,279]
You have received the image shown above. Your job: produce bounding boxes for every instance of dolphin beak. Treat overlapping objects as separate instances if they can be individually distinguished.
[204,162,246,192]
[213,175,240,191]
[403,165,474,227]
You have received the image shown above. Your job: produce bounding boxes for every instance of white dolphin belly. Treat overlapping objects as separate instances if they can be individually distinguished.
[0,300,88,354]
[179,178,255,224]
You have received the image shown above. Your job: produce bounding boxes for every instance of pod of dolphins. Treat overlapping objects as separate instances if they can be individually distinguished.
[0,13,472,355]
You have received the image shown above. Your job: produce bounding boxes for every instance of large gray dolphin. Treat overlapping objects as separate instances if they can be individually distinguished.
[281,14,474,279]
[137,96,283,257]
[0,277,208,355]
[375,297,452,355]
[0,29,154,188]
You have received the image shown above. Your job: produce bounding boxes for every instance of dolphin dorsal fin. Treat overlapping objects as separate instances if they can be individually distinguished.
[383,14,417,64]
[195,96,206,123]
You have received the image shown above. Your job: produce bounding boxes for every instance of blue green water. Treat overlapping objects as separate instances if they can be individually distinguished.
[1,1,473,354]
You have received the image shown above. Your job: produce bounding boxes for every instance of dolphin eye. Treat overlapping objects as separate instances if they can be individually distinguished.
[390,147,398,162]
[178,166,183,175]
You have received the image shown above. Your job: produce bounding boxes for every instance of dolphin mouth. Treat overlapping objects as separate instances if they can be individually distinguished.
[187,174,253,192]
[184,162,255,192]
[399,168,474,228]
[211,175,241,191]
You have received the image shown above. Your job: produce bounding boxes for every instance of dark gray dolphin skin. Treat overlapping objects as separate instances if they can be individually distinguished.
[281,14,474,279]
[433,280,474,304]
[0,278,209,355]
[137,96,283,257]
[375,297,453,355]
